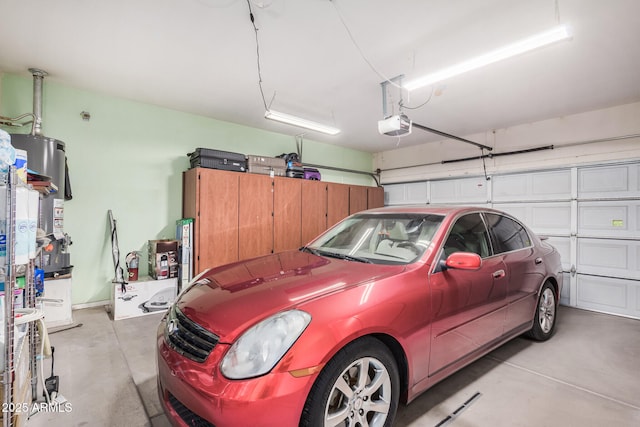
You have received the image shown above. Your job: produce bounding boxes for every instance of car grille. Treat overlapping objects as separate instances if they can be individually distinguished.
[165,305,219,363]
[168,393,215,427]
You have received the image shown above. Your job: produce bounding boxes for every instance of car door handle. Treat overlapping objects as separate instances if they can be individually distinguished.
[493,269,506,279]
[535,257,543,265]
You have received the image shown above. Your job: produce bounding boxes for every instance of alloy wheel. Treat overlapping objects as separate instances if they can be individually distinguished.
[538,287,556,333]
[324,356,392,427]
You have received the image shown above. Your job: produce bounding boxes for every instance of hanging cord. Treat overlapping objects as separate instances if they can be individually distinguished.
[246,0,270,111]
[331,0,437,112]
[14,308,52,404]
[554,0,561,24]
[481,148,490,180]
[400,85,435,110]
[329,0,402,90]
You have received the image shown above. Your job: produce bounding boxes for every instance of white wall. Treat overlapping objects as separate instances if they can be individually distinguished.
[375,101,640,184]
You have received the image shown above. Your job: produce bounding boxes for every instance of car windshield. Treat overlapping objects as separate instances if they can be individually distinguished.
[305,213,444,265]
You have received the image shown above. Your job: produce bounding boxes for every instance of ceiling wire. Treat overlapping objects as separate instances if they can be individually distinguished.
[331,0,437,114]
[329,0,403,90]
[481,130,498,180]
[246,0,270,111]
[481,148,490,180]
[400,86,435,110]
[267,91,277,110]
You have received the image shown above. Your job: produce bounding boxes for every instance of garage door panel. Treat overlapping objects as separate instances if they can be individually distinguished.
[532,204,572,233]
[492,174,527,201]
[577,238,638,279]
[578,201,639,238]
[493,170,571,202]
[384,184,405,205]
[578,164,639,199]
[577,275,640,318]
[492,202,571,235]
[430,177,487,204]
[384,182,428,205]
[580,243,627,270]
[430,180,455,203]
[531,171,571,198]
[406,182,428,204]
[578,276,627,308]
[491,204,527,224]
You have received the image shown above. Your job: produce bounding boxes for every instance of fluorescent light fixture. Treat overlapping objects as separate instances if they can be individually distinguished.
[404,24,571,91]
[265,110,341,135]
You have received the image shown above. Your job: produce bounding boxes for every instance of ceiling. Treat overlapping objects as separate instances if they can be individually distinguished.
[1,0,639,153]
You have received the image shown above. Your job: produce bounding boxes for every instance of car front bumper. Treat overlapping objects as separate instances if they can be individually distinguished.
[156,318,315,427]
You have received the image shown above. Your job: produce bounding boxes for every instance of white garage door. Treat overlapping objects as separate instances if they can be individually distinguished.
[383,161,640,319]
[574,165,639,318]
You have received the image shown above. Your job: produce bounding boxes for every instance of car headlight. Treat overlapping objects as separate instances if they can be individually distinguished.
[220,309,311,379]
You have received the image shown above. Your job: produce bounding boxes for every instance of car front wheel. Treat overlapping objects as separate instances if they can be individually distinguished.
[300,337,399,427]
[527,281,557,341]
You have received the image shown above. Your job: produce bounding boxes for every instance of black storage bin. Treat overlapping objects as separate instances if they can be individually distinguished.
[188,148,247,172]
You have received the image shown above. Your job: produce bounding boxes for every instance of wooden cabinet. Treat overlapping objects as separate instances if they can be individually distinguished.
[239,173,274,259]
[184,168,383,273]
[301,180,327,244]
[183,168,239,273]
[274,177,302,252]
[349,185,368,215]
[368,186,384,209]
[327,183,350,228]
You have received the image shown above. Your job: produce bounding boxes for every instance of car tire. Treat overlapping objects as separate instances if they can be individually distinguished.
[300,336,399,427]
[526,281,557,341]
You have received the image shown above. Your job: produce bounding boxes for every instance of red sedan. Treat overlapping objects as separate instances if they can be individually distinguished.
[157,206,563,427]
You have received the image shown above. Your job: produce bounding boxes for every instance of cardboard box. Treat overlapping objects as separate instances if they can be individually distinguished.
[148,239,179,280]
[112,276,178,320]
[150,251,178,279]
[149,239,179,254]
[41,277,73,328]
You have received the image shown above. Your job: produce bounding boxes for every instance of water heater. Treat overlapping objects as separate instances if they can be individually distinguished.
[10,69,72,276]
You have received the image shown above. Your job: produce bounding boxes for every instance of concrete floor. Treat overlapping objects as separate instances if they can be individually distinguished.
[25,306,640,427]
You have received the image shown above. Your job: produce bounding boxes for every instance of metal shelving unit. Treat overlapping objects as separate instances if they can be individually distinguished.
[2,167,18,427]
[1,167,38,427]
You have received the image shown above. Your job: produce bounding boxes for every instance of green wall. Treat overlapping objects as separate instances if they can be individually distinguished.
[0,73,375,305]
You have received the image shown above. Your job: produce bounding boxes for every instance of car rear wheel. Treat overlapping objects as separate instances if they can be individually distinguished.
[300,337,399,427]
[527,281,557,341]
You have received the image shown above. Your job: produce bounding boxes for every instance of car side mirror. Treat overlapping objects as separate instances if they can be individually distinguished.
[444,252,482,270]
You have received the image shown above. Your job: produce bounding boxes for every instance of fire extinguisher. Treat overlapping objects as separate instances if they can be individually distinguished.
[126,251,140,281]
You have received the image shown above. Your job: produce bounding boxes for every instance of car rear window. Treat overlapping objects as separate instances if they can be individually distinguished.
[484,213,532,253]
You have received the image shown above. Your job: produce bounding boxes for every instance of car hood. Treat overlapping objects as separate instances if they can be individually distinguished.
[176,250,404,342]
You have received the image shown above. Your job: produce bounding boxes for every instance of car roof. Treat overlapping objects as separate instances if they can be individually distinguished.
[361,205,500,216]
